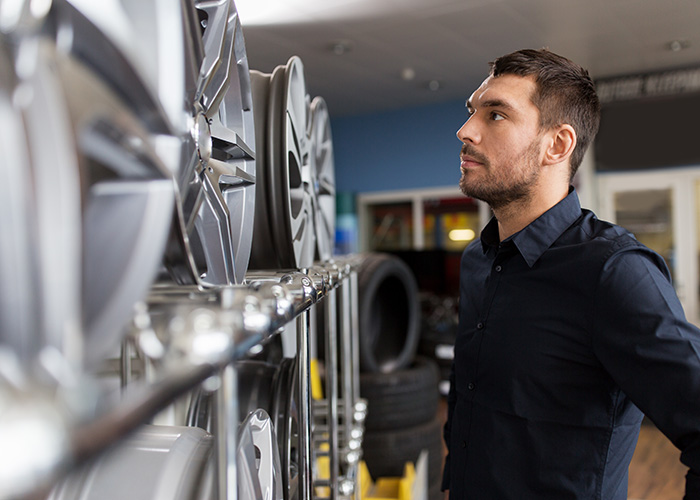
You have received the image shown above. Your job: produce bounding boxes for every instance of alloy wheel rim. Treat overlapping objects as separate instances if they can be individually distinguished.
[237,409,284,500]
[309,97,336,263]
[171,0,256,286]
[1,0,180,367]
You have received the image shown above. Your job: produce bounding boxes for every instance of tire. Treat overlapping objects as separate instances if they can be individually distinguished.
[418,336,455,384]
[427,479,443,500]
[360,357,439,431]
[362,414,444,487]
[358,253,421,373]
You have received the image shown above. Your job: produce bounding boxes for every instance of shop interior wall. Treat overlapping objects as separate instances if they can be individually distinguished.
[331,99,468,195]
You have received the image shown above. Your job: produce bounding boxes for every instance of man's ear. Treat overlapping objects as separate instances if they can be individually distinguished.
[543,125,576,166]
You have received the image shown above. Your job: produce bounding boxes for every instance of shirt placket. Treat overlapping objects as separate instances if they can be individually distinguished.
[468,245,511,398]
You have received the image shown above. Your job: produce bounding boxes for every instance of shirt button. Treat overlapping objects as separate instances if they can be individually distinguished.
[468,382,475,390]
[477,322,484,329]
[495,265,502,272]
[461,441,467,448]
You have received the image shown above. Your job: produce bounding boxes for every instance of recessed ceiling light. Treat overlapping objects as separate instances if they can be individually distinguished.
[330,39,354,56]
[428,79,442,91]
[667,39,691,52]
[401,67,416,81]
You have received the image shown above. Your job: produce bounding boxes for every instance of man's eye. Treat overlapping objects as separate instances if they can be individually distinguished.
[491,112,505,121]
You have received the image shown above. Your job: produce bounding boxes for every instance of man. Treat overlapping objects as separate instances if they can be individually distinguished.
[442,48,700,499]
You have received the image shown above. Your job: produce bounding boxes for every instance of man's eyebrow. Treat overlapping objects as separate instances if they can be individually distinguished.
[466,98,515,113]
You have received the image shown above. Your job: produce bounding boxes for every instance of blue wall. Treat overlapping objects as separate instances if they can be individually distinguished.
[331,99,467,194]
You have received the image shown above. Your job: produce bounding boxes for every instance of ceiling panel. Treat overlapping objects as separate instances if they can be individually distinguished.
[240,0,700,116]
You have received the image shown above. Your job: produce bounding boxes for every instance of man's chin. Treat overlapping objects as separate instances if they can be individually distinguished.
[459,177,482,201]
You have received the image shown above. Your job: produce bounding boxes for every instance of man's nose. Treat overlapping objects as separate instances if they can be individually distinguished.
[457,116,480,144]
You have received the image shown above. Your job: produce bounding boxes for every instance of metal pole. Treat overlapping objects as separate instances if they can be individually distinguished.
[120,337,132,390]
[349,271,361,404]
[339,280,353,448]
[215,365,238,500]
[325,289,339,500]
[297,311,313,500]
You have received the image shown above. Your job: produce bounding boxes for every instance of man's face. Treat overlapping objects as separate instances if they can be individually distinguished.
[457,74,545,209]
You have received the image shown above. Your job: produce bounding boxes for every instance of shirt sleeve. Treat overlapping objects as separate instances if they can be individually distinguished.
[591,244,700,498]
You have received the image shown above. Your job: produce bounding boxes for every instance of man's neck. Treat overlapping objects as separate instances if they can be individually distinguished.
[493,183,570,241]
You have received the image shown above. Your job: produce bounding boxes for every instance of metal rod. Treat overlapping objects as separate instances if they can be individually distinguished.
[349,270,361,407]
[120,337,132,390]
[339,280,354,448]
[215,365,238,500]
[72,363,215,463]
[325,289,339,500]
[297,311,313,500]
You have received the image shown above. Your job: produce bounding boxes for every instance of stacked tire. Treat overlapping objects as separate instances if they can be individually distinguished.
[357,253,444,500]
[418,294,459,396]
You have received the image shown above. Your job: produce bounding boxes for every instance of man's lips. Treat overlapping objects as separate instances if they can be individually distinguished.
[460,155,483,169]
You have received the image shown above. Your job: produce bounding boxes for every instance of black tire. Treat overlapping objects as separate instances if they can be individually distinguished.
[427,479,443,500]
[360,356,439,431]
[358,253,420,373]
[418,336,454,383]
[362,414,444,487]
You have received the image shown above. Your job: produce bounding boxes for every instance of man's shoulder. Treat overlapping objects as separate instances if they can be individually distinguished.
[564,209,641,251]
[560,210,668,277]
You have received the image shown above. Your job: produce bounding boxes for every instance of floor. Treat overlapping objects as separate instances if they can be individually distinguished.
[628,421,687,500]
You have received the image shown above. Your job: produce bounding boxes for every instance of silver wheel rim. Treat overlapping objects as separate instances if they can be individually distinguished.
[309,97,336,263]
[272,357,300,500]
[237,409,284,500]
[272,57,315,269]
[1,1,178,367]
[171,0,256,286]
[250,57,315,270]
[0,32,82,365]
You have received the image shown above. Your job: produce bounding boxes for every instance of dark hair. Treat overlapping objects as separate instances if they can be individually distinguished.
[489,48,600,178]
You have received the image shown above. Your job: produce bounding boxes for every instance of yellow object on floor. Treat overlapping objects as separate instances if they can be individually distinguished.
[359,460,415,500]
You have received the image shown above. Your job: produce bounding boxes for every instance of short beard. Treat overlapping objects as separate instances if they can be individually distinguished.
[459,141,540,210]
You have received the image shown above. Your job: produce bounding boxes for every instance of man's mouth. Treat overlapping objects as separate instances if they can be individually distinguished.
[460,155,482,169]
[459,145,488,172]
[460,146,487,171]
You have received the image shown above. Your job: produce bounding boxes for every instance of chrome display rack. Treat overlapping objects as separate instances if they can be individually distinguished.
[0,257,366,500]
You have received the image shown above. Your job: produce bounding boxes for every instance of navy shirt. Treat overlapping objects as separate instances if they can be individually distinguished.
[443,188,700,499]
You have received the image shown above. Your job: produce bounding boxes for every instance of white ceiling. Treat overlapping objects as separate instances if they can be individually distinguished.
[240,0,700,117]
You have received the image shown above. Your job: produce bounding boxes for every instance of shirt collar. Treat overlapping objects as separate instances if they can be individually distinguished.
[480,187,582,267]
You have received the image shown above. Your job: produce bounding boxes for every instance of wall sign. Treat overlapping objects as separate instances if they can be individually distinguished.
[597,67,700,103]
[594,67,700,172]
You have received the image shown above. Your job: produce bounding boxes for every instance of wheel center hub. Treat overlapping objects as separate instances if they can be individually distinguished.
[192,110,212,166]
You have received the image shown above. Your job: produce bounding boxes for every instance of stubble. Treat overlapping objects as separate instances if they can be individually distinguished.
[459,140,541,210]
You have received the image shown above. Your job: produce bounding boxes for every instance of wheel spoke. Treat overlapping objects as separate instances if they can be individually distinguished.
[237,410,284,500]
[197,165,237,283]
[318,176,336,196]
[195,0,235,116]
[211,115,255,162]
[238,421,264,500]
